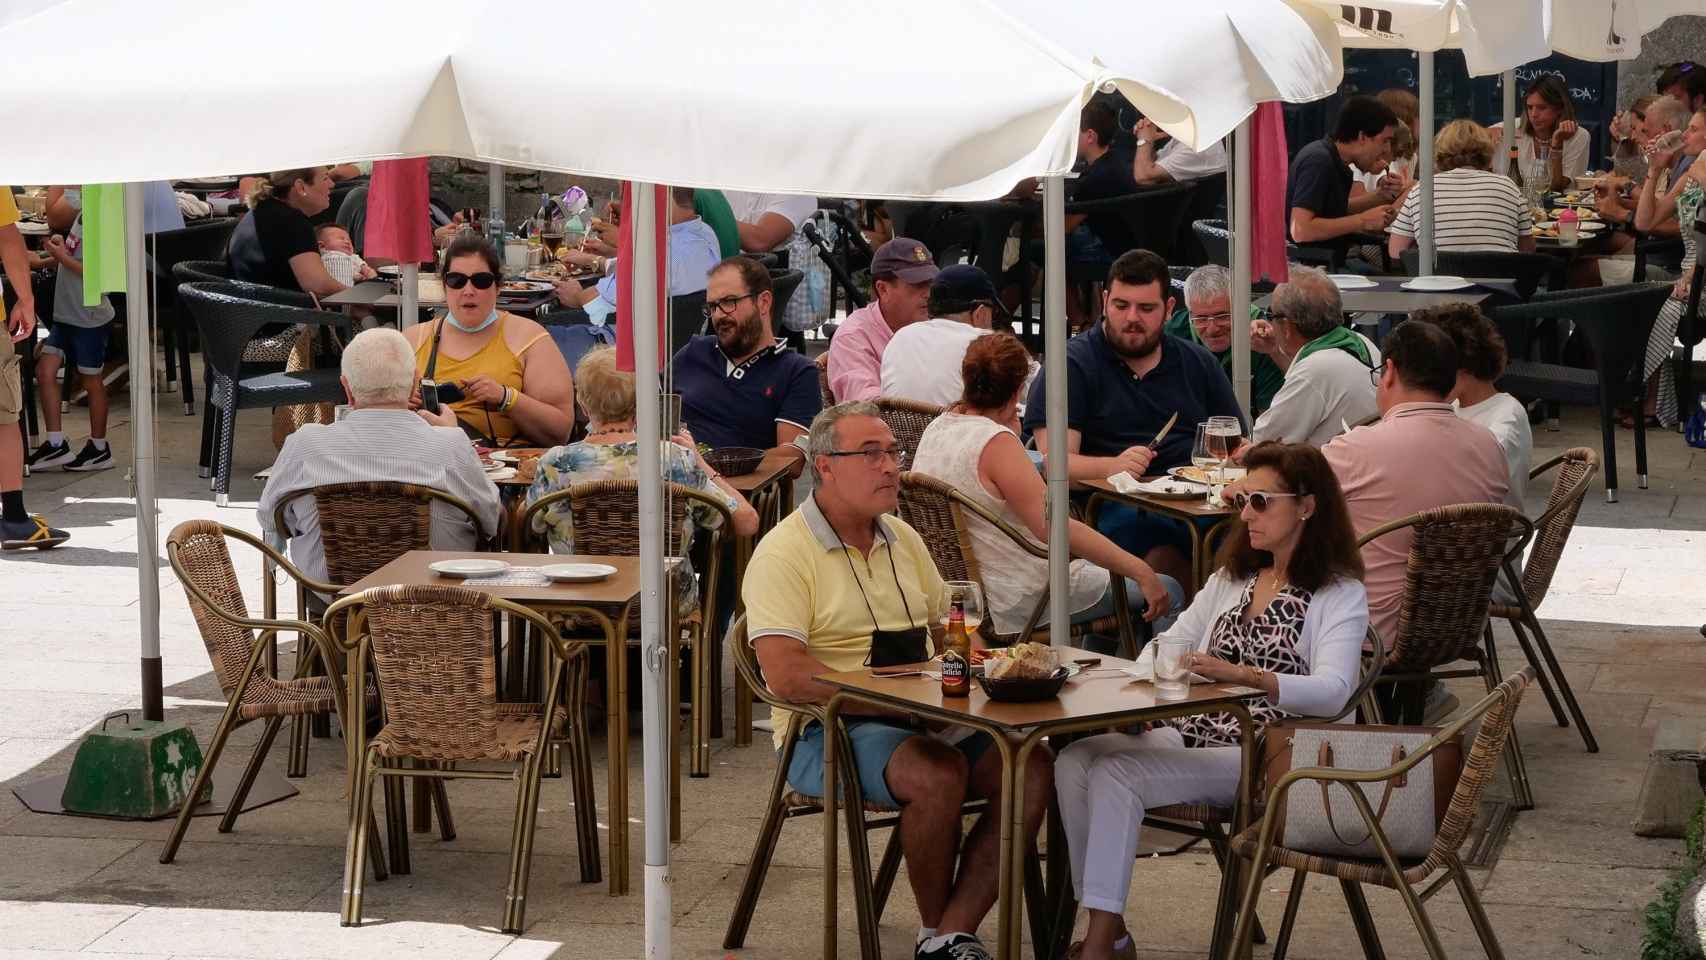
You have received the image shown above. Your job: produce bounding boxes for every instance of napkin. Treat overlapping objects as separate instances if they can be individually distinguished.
[1107,472,1141,494]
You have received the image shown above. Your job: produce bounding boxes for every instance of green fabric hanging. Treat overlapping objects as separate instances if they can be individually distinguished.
[80,183,127,307]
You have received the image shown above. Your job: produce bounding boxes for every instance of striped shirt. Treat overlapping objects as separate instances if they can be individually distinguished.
[1390,168,1533,253]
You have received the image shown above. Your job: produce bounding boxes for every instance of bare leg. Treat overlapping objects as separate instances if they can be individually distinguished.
[83,373,107,439]
[0,422,20,494]
[35,352,62,434]
[936,741,1053,936]
[1081,908,1129,958]
[885,735,972,929]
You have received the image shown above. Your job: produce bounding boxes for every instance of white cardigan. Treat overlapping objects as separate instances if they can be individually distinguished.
[1140,571,1369,720]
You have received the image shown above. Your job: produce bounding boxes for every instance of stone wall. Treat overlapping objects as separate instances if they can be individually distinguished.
[1617,15,1706,109]
[426,158,622,226]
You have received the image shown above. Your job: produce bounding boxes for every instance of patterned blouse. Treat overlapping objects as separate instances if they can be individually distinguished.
[1172,578,1314,749]
[525,440,740,615]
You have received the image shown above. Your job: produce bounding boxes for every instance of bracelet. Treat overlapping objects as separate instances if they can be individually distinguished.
[499,387,517,413]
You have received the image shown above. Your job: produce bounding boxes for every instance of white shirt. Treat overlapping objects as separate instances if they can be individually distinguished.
[1455,392,1532,509]
[257,408,503,583]
[1156,138,1227,182]
[1389,168,1533,253]
[722,190,818,249]
[1251,334,1381,447]
[879,318,990,407]
[1490,122,1591,180]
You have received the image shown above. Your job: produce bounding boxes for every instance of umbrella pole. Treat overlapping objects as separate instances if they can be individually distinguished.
[1418,51,1436,276]
[1502,69,1517,167]
[487,163,505,230]
[1230,118,1252,417]
[629,180,672,960]
[399,264,419,330]
[124,182,162,722]
[1043,175,1069,647]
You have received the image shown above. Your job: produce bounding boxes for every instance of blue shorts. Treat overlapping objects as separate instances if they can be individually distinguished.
[784,720,994,809]
[41,323,111,376]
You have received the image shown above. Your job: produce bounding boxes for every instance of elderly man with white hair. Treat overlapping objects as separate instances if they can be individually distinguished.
[1248,266,1380,448]
[259,327,502,584]
[1162,265,1287,417]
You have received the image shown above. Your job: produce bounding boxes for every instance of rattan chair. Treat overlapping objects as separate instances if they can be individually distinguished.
[1485,447,1600,754]
[159,520,385,876]
[515,478,734,838]
[1359,503,1536,809]
[325,584,595,934]
[1228,667,1536,960]
[875,397,942,469]
[720,615,1040,960]
[897,471,1133,652]
[815,351,835,409]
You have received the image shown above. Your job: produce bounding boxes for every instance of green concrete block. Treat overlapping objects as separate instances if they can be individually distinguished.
[59,716,209,819]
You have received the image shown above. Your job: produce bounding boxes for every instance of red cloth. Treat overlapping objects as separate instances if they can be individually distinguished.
[615,182,669,373]
[1250,102,1289,285]
[363,158,435,265]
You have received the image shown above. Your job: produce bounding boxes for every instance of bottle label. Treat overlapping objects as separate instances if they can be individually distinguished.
[941,652,969,692]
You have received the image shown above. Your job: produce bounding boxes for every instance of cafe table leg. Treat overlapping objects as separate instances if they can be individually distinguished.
[732,531,757,747]
[823,695,844,960]
[993,732,1023,958]
[607,604,632,896]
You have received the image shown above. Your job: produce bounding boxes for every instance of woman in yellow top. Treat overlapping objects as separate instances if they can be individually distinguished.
[407,234,575,446]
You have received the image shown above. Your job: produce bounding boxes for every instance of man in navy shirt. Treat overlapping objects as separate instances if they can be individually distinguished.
[1024,249,1243,585]
[673,256,820,459]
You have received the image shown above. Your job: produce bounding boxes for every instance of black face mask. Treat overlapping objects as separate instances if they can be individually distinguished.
[824,497,927,668]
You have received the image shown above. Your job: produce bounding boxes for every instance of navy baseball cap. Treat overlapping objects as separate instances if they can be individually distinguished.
[870,237,939,283]
[928,263,1002,315]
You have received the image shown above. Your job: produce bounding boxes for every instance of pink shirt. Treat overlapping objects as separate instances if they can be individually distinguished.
[1321,402,1508,646]
[826,300,893,403]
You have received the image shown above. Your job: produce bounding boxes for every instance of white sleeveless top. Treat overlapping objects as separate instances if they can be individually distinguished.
[912,412,1109,636]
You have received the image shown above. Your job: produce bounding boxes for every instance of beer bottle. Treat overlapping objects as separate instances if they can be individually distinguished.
[1507,146,1525,193]
[941,600,971,697]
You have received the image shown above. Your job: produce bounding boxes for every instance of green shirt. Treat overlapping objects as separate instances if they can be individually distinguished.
[693,189,743,259]
[1165,306,1286,417]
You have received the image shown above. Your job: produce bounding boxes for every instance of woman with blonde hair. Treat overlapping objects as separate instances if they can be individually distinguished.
[1388,119,1536,261]
[225,166,348,298]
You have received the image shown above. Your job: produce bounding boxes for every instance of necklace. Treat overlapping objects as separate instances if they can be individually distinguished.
[587,422,636,437]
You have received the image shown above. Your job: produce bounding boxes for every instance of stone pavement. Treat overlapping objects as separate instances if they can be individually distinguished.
[0,387,1699,960]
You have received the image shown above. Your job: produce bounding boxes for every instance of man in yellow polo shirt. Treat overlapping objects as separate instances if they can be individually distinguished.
[745,401,1053,960]
[0,187,69,550]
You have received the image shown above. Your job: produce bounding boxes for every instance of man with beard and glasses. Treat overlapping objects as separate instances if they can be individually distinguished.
[672,255,821,459]
[1023,249,1243,586]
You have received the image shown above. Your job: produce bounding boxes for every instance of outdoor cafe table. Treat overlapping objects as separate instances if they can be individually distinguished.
[1254,276,1512,314]
[817,658,1262,959]
[341,549,641,896]
[1081,477,1236,592]
[322,278,559,315]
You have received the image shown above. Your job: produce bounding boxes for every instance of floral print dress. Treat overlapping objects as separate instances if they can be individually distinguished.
[525,440,740,616]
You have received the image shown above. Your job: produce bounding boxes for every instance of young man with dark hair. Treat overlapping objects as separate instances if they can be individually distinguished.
[1658,61,1706,112]
[1287,95,1403,254]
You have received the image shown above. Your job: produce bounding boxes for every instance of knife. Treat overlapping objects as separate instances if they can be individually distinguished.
[1147,411,1179,451]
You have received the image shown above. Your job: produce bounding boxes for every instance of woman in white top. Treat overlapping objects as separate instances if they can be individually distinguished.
[1055,441,1368,960]
[1424,304,1532,508]
[1388,119,1537,260]
[911,332,1181,647]
[1492,74,1591,192]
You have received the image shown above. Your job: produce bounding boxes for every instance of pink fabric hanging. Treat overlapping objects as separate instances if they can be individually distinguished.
[1249,102,1289,285]
[615,182,669,373]
[363,158,435,265]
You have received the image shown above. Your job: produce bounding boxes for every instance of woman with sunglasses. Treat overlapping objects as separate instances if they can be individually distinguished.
[405,234,575,446]
[1054,441,1367,960]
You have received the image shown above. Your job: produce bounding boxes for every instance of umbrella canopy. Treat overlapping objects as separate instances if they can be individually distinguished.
[1545,0,1706,62]
[0,0,1341,198]
[1293,0,1551,75]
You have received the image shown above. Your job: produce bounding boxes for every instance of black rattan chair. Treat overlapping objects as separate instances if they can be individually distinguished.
[1192,218,1231,266]
[151,218,239,407]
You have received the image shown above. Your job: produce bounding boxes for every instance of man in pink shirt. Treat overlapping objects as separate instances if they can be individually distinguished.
[827,237,937,402]
[1322,320,1508,662]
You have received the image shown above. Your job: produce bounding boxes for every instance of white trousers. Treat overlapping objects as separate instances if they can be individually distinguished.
[1055,728,1242,915]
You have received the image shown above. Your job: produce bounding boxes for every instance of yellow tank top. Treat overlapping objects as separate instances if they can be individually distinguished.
[414,313,549,446]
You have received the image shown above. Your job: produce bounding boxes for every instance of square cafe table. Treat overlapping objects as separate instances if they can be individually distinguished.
[342,550,641,896]
[1081,477,1236,592]
[1253,276,1514,314]
[816,656,1263,959]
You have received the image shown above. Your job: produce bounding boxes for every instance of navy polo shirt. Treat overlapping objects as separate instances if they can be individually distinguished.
[673,335,822,451]
[1022,321,1244,473]
[1286,137,1354,247]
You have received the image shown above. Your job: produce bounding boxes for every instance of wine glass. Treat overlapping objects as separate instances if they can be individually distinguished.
[1205,416,1243,483]
[1190,422,1217,480]
[940,581,985,650]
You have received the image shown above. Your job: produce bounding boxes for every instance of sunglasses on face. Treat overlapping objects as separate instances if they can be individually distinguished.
[443,271,498,290]
[1233,490,1300,513]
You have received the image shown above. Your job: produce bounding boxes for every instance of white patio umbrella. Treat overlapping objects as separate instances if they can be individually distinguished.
[0,1,1341,953]
[1546,0,1706,62]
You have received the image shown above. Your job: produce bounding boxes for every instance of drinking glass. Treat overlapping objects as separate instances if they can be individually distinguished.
[1153,637,1193,699]
[1190,422,1217,477]
[941,581,985,636]
[1205,415,1243,482]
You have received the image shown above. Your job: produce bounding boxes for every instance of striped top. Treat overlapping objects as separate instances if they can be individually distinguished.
[1390,168,1534,253]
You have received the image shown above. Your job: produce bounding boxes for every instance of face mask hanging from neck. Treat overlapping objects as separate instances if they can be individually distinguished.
[447,308,499,334]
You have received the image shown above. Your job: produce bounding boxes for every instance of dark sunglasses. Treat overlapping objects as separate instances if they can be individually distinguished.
[1233,490,1300,513]
[443,271,498,290]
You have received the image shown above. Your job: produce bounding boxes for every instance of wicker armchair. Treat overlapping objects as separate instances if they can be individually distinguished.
[815,351,835,409]
[515,478,735,839]
[325,584,596,934]
[1485,447,1600,753]
[159,520,385,878]
[1359,503,1536,809]
[1228,668,1536,960]
[875,397,943,468]
[897,471,1135,652]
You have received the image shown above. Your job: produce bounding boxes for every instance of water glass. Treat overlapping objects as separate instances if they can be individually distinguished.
[1154,637,1194,699]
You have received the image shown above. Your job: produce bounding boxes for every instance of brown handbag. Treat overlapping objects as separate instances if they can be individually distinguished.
[1259,722,1464,858]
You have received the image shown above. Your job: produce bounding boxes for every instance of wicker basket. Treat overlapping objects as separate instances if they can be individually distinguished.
[705,447,765,477]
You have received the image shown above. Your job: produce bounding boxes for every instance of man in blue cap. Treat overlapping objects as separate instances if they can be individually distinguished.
[881,263,1028,409]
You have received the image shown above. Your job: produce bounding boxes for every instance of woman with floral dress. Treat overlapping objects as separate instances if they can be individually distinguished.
[526,346,759,615]
[1053,442,1368,960]
[1633,108,1706,428]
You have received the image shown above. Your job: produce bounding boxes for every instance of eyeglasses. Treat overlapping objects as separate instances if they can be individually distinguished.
[702,292,758,320]
[1190,311,1233,326]
[1368,358,1389,386]
[1232,490,1300,513]
[443,271,497,290]
[824,446,909,468]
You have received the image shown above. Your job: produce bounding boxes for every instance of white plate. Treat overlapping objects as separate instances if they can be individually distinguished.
[489,451,521,463]
[500,279,555,294]
[1400,276,1474,292]
[1534,220,1605,233]
[429,558,510,578]
[1327,274,1378,290]
[1130,477,1207,499]
[538,562,618,583]
[1167,465,1246,485]
[482,466,517,482]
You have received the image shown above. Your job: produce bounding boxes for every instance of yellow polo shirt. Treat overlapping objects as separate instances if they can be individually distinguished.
[0,188,19,229]
[744,495,948,750]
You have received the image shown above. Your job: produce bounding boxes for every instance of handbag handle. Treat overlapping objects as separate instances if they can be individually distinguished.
[1316,741,1405,849]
